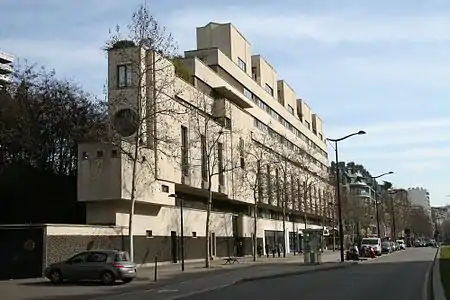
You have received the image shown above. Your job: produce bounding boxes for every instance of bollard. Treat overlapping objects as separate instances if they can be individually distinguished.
[154,255,158,281]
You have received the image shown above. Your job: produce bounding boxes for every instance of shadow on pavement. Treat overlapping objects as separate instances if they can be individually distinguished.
[15,263,259,300]
[12,250,433,300]
[178,259,435,300]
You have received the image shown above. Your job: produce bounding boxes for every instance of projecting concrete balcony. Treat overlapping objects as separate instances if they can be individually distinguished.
[0,63,13,74]
[0,52,13,64]
[0,74,12,85]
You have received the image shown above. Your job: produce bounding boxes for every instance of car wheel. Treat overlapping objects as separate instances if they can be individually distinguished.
[49,269,63,284]
[122,278,134,284]
[101,271,115,285]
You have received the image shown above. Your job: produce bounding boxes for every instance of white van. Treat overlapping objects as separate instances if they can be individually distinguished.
[361,237,382,256]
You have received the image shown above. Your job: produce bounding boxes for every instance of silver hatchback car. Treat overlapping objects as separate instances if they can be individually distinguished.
[45,250,136,285]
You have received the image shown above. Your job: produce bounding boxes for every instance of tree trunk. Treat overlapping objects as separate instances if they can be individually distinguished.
[205,183,213,268]
[253,198,258,261]
[128,136,140,262]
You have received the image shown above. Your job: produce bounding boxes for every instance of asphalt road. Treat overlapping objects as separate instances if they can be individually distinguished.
[183,247,436,300]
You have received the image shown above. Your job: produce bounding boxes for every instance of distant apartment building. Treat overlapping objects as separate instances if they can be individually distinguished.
[431,206,448,229]
[407,187,432,219]
[0,51,14,87]
[78,22,332,263]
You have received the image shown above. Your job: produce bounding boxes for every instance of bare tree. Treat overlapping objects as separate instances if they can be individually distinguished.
[407,205,433,238]
[186,89,240,268]
[268,129,327,257]
[239,127,277,261]
[104,5,185,260]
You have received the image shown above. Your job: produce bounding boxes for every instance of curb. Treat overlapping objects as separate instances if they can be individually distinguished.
[431,247,447,300]
[236,261,358,284]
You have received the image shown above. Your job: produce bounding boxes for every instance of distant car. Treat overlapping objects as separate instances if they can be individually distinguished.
[396,240,406,250]
[391,242,398,251]
[381,241,392,254]
[361,237,382,256]
[44,250,136,285]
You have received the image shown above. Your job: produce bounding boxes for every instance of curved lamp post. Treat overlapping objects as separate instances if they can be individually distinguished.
[371,172,394,239]
[327,130,366,263]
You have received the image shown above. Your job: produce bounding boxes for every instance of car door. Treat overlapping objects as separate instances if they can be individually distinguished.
[63,252,90,281]
[85,252,109,280]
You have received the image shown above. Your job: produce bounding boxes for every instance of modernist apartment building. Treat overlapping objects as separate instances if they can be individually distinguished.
[0,50,13,87]
[407,187,432,219]
[78,22,331,263]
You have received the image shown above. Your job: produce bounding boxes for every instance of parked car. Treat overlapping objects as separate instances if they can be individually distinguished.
[361,237,382,256]
[381,241,392,254]
[396,240,406,250]
[391,242,398,251]
[45,250,136,285]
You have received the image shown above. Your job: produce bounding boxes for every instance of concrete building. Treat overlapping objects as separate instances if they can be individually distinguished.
[0,50,14,87]
[407,187,431,219]
[78,22,331,264]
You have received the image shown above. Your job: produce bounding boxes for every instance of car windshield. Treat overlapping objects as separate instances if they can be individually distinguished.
[382,242,390,247]
[362,239,378,245]
[396,240,404,244]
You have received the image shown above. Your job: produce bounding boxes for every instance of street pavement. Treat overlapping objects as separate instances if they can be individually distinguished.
[3,249,434,300]
[182,247,437,300]
[2,251,341,300]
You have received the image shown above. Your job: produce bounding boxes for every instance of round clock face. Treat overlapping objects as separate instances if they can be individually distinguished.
[113,108,139,137]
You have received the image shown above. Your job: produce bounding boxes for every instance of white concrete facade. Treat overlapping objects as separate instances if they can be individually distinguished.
[407,187,432,219]
[0,50,13,87]
[78,22,332,256]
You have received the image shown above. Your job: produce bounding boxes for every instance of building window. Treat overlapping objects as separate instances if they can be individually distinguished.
[96,150,104,158]
[146,230,153,238]
[161,185,169,193]
[266,165,272,205]
[243,88,252,99]
[251,66,257,80]
[239,138,245,169]
[291,174,296,209]
[201,134,207,181]
[238,58,246,72]
[275,168,280,207]
[288,105,294,115]
[256,160,262,202]
[305,121,310,129]
[265,83,274,96]
[117,64,132,88]
[111,149,119,158]
[181,126,189,177]
[82,152,89,160]
[218,142,224,185]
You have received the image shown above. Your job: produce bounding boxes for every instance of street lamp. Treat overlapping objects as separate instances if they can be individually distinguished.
[169,193,184,271]
[327,130,366,263]
[371,172,394,239]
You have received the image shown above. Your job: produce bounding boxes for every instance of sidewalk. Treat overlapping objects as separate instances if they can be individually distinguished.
[137,250,341,280]
[90,251,354,300]
[432,247,447,300]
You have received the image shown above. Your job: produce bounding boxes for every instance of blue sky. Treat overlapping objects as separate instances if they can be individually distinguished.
[2,0,450,206]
